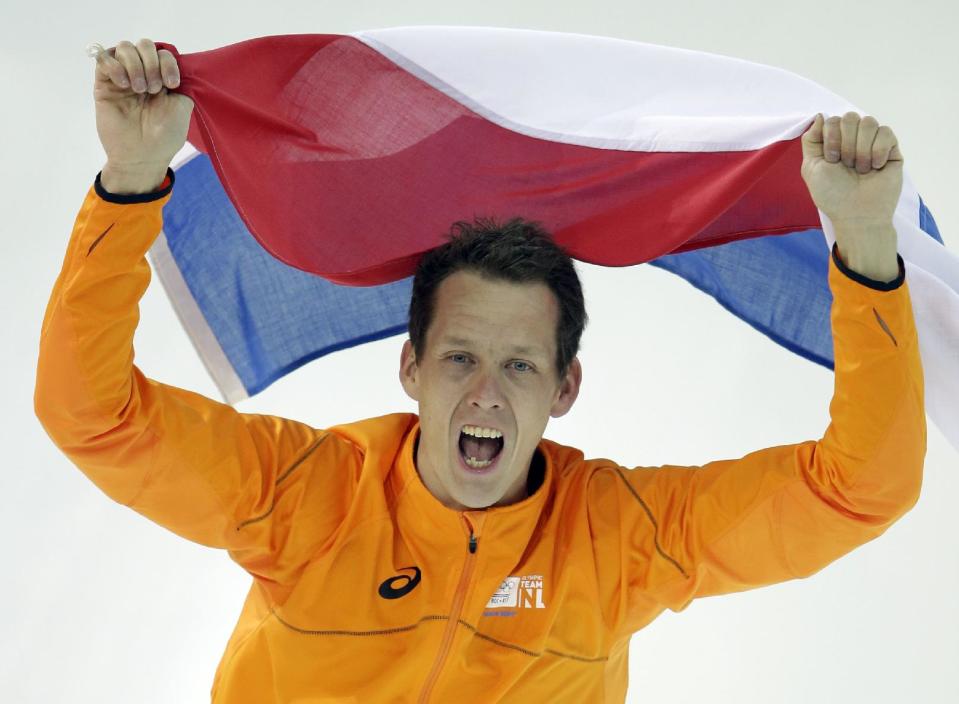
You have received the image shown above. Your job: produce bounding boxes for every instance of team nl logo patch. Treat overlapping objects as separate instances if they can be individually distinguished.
[484,574,545,617]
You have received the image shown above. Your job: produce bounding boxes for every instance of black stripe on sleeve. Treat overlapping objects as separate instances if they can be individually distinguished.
[94,166,175,204]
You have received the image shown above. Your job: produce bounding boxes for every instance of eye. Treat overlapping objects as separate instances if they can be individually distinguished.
[449,353,471,364]
[509,360,533,372]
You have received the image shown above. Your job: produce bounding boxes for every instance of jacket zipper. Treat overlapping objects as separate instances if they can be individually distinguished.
[417,515,480,703]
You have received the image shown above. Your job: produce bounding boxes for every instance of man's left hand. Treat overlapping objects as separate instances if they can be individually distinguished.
[800,112,904,282]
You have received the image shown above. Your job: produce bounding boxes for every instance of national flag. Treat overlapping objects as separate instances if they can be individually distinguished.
[144,27,958,451]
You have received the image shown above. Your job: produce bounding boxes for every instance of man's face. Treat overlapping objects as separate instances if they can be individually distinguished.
[400,269,581,511]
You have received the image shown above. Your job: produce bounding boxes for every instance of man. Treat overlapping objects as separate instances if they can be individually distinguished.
[35,38,925,703]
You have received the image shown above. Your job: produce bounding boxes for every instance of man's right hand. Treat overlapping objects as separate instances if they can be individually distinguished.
[93,38,194,193]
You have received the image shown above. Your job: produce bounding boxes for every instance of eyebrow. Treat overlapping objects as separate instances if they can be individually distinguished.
[438,336,546,357]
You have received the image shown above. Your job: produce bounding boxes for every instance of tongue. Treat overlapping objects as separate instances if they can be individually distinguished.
[461,435,502,462]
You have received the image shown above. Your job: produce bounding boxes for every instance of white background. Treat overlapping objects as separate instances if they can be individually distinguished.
[2,1,957,702]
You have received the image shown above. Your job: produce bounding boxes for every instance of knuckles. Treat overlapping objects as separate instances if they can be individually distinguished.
[805,111,902,170]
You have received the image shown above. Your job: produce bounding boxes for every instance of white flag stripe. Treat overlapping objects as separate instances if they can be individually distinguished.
[353,25,856,150]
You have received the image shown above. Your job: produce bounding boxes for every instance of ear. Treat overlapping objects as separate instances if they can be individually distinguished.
[549,356,582,418]
[399,339,420,401]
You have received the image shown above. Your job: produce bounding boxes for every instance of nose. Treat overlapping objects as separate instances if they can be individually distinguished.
[466,368,505,410]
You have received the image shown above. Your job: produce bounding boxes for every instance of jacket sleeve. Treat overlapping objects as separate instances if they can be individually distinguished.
[34,170,361,587]
[609,243,926,621]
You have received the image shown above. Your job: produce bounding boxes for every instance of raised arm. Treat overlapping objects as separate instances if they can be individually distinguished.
[34,39,360,588]
[599,113,926,627]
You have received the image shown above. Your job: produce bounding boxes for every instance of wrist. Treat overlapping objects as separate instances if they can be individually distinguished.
[100,162,170,195]
[833,222,900,283]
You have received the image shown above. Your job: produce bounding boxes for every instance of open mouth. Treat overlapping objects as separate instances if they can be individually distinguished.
[458,426,505,470]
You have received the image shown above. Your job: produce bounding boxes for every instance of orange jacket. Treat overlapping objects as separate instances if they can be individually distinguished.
[35,169,926,703]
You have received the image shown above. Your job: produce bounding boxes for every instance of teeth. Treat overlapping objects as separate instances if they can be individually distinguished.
[462,425,503,439]
[464,456,494,469]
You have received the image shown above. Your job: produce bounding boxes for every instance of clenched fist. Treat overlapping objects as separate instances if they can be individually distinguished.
[800,111,904,227]
[91,38,194,191]
[800,112,904,282]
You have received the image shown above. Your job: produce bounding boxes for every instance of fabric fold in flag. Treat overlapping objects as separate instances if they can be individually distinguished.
[146,27,958,453]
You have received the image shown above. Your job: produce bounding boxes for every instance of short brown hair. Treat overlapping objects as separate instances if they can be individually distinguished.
[408,216,587,378]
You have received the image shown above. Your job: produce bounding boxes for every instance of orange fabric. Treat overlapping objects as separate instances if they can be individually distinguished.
[35,177,926,703]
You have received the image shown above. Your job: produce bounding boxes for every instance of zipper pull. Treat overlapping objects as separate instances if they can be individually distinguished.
[468,531,477,554]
